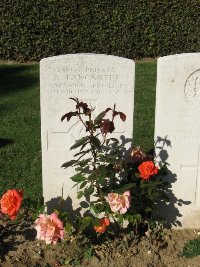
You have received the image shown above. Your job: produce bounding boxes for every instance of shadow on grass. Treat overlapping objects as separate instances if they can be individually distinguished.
[0,64,39,95]
[0,138,14,148]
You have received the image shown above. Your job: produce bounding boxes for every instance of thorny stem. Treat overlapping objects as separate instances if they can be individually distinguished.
[88,113,97,170]
[102,104,116,146]
[77,109,105,203]
[112,104,116,123]
[77,110,88,130]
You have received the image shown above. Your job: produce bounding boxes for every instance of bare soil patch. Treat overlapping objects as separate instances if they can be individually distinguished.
[1,220,200,267]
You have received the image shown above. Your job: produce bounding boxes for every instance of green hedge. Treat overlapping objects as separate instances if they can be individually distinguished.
[0,0,199,61]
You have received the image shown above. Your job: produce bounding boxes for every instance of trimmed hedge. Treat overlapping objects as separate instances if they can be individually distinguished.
[0,0,200,61]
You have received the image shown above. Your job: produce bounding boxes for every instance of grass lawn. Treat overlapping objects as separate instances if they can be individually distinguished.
[0,61,156,200]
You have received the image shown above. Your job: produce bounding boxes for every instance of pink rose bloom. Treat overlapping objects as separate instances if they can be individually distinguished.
[34,212,64,245]
[107,191,131,214]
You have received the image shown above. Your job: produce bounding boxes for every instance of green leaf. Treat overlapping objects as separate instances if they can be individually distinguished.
[84,186,94,196]
[61,160,77,168]
[91,203,105,214]
[145,207,152,213]
[75,165,90,173]
[83,216,93,224]
[91,217,100,226]
[74,149,90,157]
[115,213,124,224]
[70,136,89,150]
[84,248,93,260]
[77,191,84,199]
[79,216,93,232]
[147,187,153,195]
[94,111,106,123]
[79,158,91,167]
[65,223,74,235]
[97,165,107,182]
[57,210,68,219]
[80,141,90,151]
[125,214,142,225]
[110,138,119,143]
[80,181,87,189]
[107,153,119,159]
[90,136,101,149]
[116,183,135,194]
[71,173,85,182]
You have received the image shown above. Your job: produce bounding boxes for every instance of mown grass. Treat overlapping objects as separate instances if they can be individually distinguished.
[0,64,42,200]
[181,239,200,258]
[0,61,156,200]
[133,62,157,152]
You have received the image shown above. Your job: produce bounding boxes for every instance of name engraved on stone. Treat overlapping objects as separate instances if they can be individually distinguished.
[184,69,200,107]
[42,64,133,96]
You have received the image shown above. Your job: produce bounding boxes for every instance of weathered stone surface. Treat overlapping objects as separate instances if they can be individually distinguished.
[155,53,200,228]
[40,54,135,212]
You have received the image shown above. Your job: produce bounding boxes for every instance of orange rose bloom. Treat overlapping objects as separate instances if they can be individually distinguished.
[0,189,23,220]
[138,161,158,180]
[94,217,110,233]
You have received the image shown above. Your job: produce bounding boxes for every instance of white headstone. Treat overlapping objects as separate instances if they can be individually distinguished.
[155,53,200,228]
[40,54,135,212]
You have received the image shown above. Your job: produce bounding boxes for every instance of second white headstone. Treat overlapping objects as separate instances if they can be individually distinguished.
[155,53,200,228]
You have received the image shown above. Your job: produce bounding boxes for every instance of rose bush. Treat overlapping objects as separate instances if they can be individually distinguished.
[59,98,169,236]
[0,98,170,253]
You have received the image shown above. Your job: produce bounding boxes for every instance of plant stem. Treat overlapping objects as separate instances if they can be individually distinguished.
[77,103,105,208]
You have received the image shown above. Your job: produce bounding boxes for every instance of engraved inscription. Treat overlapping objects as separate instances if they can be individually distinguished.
[43,63,133,96]
[184,69,200,107]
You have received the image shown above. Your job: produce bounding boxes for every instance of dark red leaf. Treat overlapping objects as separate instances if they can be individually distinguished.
[61,111,78,122]
[119,112,126,121]
[113,111,119,117]
[76,101,88,110]
[69,97,78,103]
[100,119,115,135]
[105,108,112,113]
[76,102,91,115]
